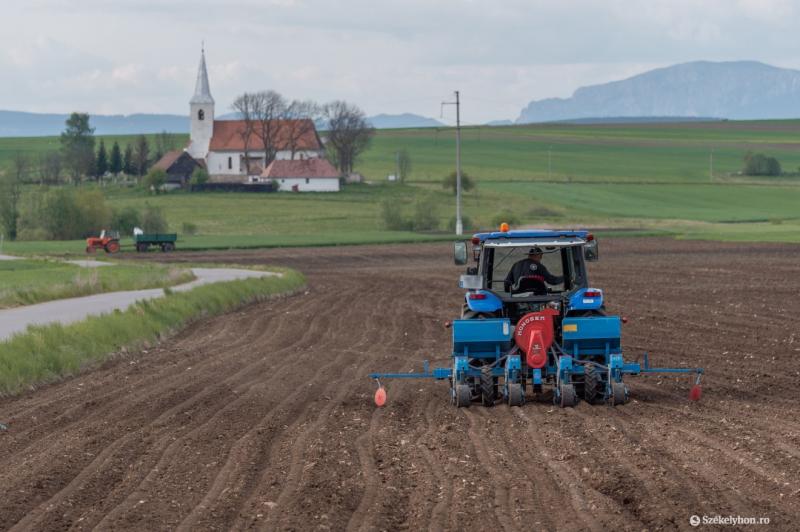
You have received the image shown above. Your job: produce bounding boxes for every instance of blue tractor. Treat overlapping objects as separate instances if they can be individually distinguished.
[371,227,704,408]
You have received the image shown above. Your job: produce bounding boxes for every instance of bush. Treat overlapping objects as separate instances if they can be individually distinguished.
[112,206,141,236]
[40,188,82,240]
[411,195,439,231]
[380,200,412,231]
[79,190,113,236]
[442,171,475,195]
[743,152,781,176]
[446,215,474,232]
[143,168,167,192]
[491,209,521,227]
[190,167,209,186]
[141,203,168,233]
[181,221,198,235]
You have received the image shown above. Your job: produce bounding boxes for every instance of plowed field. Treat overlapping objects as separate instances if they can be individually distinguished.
[1,238,798,530]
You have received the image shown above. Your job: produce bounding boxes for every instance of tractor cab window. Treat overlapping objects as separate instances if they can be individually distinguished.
[484,246,573,295]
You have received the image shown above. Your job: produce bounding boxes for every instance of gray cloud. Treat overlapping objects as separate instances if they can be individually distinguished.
[3,0,800,123]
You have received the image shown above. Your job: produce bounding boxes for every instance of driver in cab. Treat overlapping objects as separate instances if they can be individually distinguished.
[504,247,564,294]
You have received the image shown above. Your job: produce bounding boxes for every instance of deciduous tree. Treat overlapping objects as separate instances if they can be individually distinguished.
[0,152,27,240]
[322,101,374,174]
[60,112,95,183]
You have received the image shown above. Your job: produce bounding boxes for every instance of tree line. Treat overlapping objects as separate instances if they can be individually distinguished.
[10,113,180,188]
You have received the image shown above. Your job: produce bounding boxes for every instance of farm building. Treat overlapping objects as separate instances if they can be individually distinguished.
[260,158,341,192]
[186,49,325,180]
[151,150,203,187]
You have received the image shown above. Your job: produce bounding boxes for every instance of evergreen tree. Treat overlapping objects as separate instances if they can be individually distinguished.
[123,143,134,175]
[95,140,108,179]
[133,135,150,177]
[109,141,122,175]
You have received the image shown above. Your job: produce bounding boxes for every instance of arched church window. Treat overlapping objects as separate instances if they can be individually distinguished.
[198,109,205,121]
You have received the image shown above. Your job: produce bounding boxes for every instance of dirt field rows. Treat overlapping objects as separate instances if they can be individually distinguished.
[1,238,799,530]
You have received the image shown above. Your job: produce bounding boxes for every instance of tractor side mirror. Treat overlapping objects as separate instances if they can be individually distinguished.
[453,241,467,265]
[584,239,599,261]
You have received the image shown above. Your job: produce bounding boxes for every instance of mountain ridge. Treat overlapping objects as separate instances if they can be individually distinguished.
[517,60,800,123]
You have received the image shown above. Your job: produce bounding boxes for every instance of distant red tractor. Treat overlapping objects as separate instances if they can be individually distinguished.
[86,230,121,254]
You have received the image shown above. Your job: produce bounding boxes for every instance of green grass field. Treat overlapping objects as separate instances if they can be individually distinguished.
[2,119,800,249]
[0,258,194,307]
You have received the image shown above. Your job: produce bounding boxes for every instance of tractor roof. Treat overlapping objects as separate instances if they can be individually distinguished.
[473,229,589,243]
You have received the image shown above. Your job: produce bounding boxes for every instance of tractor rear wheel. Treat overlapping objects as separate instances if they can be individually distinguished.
[163,242,175,252]
[507,383,524,407]
[558,383,577,408]
[480,366,495,407]
[583,365,600,404]
[454,384,471,407]
[611,382,627,406]
[105,241,120,253]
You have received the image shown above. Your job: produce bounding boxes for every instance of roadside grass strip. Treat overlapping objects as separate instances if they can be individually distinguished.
[0,267,305,396]
[0,259,195,308]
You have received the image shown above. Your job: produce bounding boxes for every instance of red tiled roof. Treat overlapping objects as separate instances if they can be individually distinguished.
[152,150,183,171]
[261,158,341,179]
[209,119,322,152]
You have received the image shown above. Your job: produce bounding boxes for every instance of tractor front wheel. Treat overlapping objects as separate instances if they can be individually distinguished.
[507,383,524,407]
[454,384,471,407]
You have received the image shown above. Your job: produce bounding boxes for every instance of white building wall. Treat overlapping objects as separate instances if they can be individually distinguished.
[275,178,340,192]
[207,149,324,176]
[188,103,214,159]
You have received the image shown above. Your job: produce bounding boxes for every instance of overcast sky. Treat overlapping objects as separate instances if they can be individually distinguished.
[3,0,800,124]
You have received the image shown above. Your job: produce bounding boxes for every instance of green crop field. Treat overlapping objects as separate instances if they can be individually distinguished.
[356,120,800,183]
[2,119,800,250]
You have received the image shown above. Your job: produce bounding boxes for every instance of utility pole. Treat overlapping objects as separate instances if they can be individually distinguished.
[709,149,713,182]
[442,91,462,235]
[395,150,400,182]
[548,145,552,180]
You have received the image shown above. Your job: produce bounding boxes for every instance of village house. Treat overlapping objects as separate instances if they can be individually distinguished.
[259,158,342,192]
[151,150,204,187]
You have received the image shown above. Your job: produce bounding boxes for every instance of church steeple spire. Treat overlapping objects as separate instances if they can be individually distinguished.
[188,45,215,159]
[190,46,214,105]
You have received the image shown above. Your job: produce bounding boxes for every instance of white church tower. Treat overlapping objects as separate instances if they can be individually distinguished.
[187,46,214,159]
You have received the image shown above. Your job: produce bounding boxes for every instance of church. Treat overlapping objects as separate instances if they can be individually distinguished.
[178,49,337,191]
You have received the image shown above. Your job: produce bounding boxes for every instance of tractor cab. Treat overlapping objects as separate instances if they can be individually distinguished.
[454,229,600,325]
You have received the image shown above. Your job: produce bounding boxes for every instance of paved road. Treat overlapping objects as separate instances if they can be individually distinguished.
[0,267,278,341]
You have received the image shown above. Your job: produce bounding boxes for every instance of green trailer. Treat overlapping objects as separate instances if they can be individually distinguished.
[135,233,178,252]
